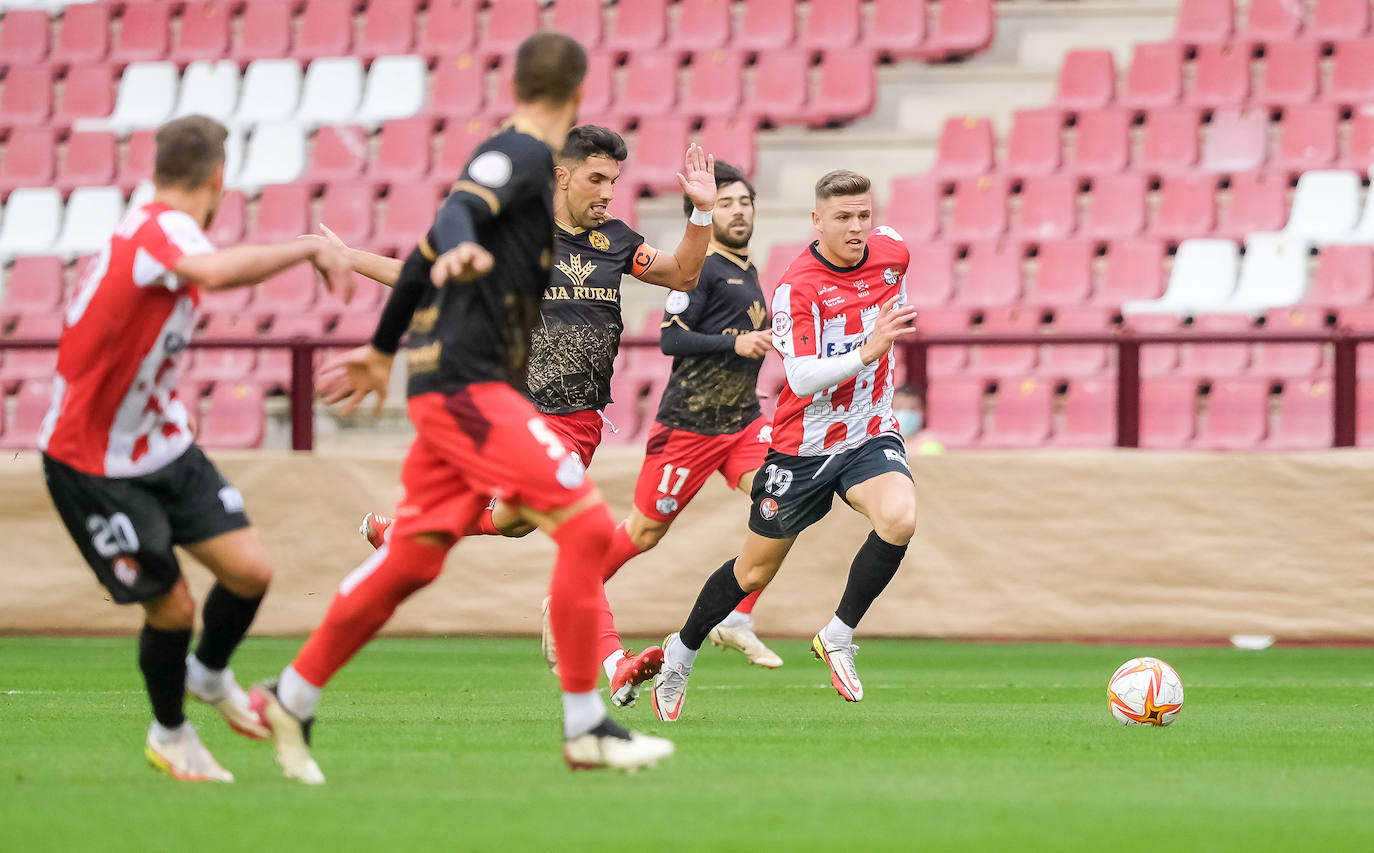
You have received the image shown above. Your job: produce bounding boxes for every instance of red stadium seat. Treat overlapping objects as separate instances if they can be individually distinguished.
[1052,379,1116,447]
[926,0,994,59]
[932,116,994,180]
[420,0,479,58]
[0,382,53,450]
[1187,44,1250,108]
[1068,109,1131,176]
[319,183,376,248]
[52,3,111,68]
[113,3,171,64]
[670,0,731,55]
[1342,306,1374,376]
[1310,245,1374,306]
[255,265,319,317]
[1199,107,1267,173]
[885,176,942,243]
[863,0,927,61]
[969,306,1039,377]
[619,52,680,120]
[1122,42,1184,109]
[117,130,157,193]
[606,0,668,54]
[1195,378,1268,449]
[743,49,810,126]
[0,9,49,72]
[576,52,616,122]
[1098,238,1167,307]
[1241,0,1302,43]
[1082,173,1148,239]
[0,67,53,130]
[0,256,64,318]
[0,128,57,195]
[356,0,419,59]
[1004,109,1063,177]
[483,0,540,61]
[55,65,115,127]
[1342,111,1374,172]
[549,0,604,51]
[371,117,434,185]
[625,117,692,195]
[1311,0,1371,43]
[735,0,797,53]
[1033,240,1094,307]
[800,0,861,52]
[905,242,957,308]
[1043,306,1113,377]
[1151,175,1219,240]
[983,377,1053,448]
[1255,40,1319,108]
[1267,380,1334,450]
[925,377,984,448]
[1139,377,1197,448]
[250,183,311,244]
[232,2,292,63]
[698,117,757,177]
[199,384,266,450]
[1178,313,1252,377]
[1173,0,1234,44]
[809,49,877,126]
[437,118,496,180]
[1123,313,1181,377]
[1013,175,1078,241]
[172,2,234,65]
[1217,171,1288,240]
[947,176,1008,243]
[426,55,486,119]
[486,61,517,118]
[0,340,59,393]
[919,307,974,377]
[759,240,811,294]
[1253,307,1326,379]
[1138,108,1201,176]
[295,0,354,62]
[1327,37,1374,107]
[1273,104,1338,173]
[685,49,747,120]
[304,126,369,186]
[318,273,385,317]
[957,241,1022,307]
[189,341,258,383]
[1054,50,1116,111]
[57,131,118,194]
[199,276,254,316]
[1357,381,1374,446]
[207,190,247,246]
[376,182,445,254]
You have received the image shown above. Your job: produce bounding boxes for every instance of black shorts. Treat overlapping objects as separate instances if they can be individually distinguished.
[42,446,250,604]
[748,434,913,539]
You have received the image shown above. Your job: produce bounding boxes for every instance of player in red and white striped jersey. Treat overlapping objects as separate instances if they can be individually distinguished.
[40,115,353,782]
[652,170,919,721]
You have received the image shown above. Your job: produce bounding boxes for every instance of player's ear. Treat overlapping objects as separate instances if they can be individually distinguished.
[554,164,571,190]
[811,208,821,233]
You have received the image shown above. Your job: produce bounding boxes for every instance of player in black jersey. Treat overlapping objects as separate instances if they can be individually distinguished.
[248,34,673,781]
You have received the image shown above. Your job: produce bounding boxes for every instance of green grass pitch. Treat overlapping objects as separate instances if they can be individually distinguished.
[2,636,1372,852]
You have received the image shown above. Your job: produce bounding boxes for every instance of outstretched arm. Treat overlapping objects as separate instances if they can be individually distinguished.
[631,143,715,292]
[307,223,405,287]
[176,240,353,301]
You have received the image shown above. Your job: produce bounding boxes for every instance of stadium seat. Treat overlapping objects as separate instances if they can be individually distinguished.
[946,176,1009,243]
[232,1,292,64]
[1255,40,1319,108]
[51,2,110,68]
[1195,378,1268,449]
[665,1,731,57]
[1311,0,1371,43]
[255,263,319,317]
[606,0,667,53]
[1348,111,1374,172]
[53,187,123,260]
[231,59,302,127]
[1178,313,1252,377]
[1042,306,1113,377]
[1240,0,1303,43]
[487,61,517,119]
[321,277,387,319]
[1266,380,1334,450]
[234,123,306,191]
[1082,173,1147,239]
[436,118,496,181]
[1122,42,1184,109]
[425,55,486,119]
[957,241,1022,307]
[932,116,994,180]
[743,49,810,127]
[0,8,48,71]
[359,0,419,60]
[863,0,927,61]
[800,0,861,52]
[925,377,984,447]
[810,49,877,127]
[1032,239,1094,307]
[698,117,757,178]
[919,307,974,377]
[982,377,1053,448]
[189,322,259,382]
[1139,377,1198,448]
[116,130,156,193]
[575,52,616,122]
[1355,380,1374,446]
[1308,245,1374,306]
[619,52,680,120]
[759,241,811,293]
[297,57,365,128]
[1253,307,1326,379]
[925,0,994,59]
[1004,109,1063,177]
[547,0,603,51]
[885,176,942,243]
[1341,305,1374,376]
[1151,175,1220,240]
[113,2,171,65]
[1172,0,1234,44]
[904,242,957,307]
[1139,108,1201,176]
[419,0,479,57]
[1,128,57,195]
[1187,44,1250,108]
[1216,232,1309,315]
[0,66,53,130]
[0,340,58,393]
[735,0,797,53]
[198,285,254,321]
[199,384,266,450]
[55,64,115,128]
[624,117,693,196]
[968,306,1039,377]
[1123,238,1238,316]
[249,183,311,244]
[686,49,748,119]
[318,183,376,248]
[1097,238,1167,307]
[0,188,62,260]
[370,117,433,185]
[1199,107,1267,173]
[1283,170,1361,244]
[206,190,247,246]
[483,0,541,60]
[93,61,177,133]
[1054,50,1115,111]
[1051,379,1116,447]
[0,381,53,450]
[1013,175,1077,240]
[356,55,427,127]
[1068,109,1131,176]
[293,0,354,62]
[0,256,64,318]
[1273,101,1343,171]
[172,60,239,125]
[1327,37,1374,107]
[1217,170,1288,240]
[172,2,234,65]
[303,125,368,186]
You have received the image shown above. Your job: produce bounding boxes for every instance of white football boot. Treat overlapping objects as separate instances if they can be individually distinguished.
[539,595,558,673]
[708,614,784,668]
[249,682,325,785]
[812,632,863,702]
[187,664,270,740]
[564,717,674,772]
[650,633,692,722]
[145,722,234,782]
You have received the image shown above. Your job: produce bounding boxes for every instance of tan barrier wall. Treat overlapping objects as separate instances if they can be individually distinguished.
[4,446,1374,639]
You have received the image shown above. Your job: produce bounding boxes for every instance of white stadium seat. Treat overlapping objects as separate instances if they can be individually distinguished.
[1213,233,1309,315]
[1123,238,1239,317]
[222,131,246,188]
[1284,170,1361,245]
[297,57,365,127]
[233,123,306,191]
[355,56,427,127]
[233,60,303,128]
[0,188,63,260]
[86,61,179,133]
[54,187,125,260]
[174,61,241,125]
[128,181,156,210]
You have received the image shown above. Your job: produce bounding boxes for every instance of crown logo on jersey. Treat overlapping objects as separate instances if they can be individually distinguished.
[589,230,610,251]
[748,300,767,330]
[557,253,598,288]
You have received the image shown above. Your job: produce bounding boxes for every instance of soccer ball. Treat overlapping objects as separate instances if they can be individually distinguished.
[1107,657,1184,726]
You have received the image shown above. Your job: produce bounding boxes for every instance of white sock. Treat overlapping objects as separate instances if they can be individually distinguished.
[562,690,607,739]
[822,615,854,648]
[184,653,225,701]
[150,720,189,744]
[718,610,751,629]
[602,649,625,681]
[666,635,697,670]
[278,665,322,721]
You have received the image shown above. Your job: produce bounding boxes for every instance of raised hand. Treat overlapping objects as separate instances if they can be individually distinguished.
[307,236,356,305]
[431,242,494,286]
[676,142,717,213]
[317,345,394,417]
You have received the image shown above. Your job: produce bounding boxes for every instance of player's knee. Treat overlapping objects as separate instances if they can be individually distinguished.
[734,560,774,592]
[145,584,195,630]
[235,558,273,597]
[872,507,917,546]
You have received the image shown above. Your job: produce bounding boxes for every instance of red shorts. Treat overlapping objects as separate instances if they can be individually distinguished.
[632,416,771,522]
[538,408,605,466]
[392,385,596,538]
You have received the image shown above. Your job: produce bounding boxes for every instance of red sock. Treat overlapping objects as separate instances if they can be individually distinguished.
[549,503,615,693]
[460,506,501,537]
[602,522,642,583]
[735,589,762,615]
[293,536,448,687]
[596,523,646,665]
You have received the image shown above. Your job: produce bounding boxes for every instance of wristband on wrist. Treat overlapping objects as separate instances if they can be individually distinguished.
[689,207,713,227]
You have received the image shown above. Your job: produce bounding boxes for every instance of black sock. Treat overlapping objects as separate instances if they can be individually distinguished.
[139,624,191,729]
[680,559,748,651]
[195,584,264,671]
[835,531,909,629]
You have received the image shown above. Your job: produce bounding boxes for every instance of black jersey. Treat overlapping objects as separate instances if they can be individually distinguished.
[654,246,767,435]
[523,218,652,414]
[402,126,555,398]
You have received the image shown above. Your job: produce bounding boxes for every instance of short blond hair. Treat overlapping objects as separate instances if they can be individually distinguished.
[814,169,871,201]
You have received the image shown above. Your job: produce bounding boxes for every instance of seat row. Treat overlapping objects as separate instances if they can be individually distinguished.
[1170,0,1368,47]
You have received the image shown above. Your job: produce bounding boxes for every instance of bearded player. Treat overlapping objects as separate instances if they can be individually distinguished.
[651,170,919,721]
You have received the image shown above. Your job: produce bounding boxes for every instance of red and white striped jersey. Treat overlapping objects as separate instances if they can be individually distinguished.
[769,227,910,456]
[40,202,214,477]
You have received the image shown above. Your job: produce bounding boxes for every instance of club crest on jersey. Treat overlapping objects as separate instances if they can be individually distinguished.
[748,301,767,329]
[656,496,680,516]
[556,253,598,288]
[772,311,793,336]
[163,333,188,356]
[759,498,779,520]
[854,279,869,294]
[588,230,610,251]
[884,267,900,286]
[113,556,140,587]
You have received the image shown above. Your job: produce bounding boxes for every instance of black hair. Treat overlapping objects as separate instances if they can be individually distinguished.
[683,160,756,215]
[559,125,628,164]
